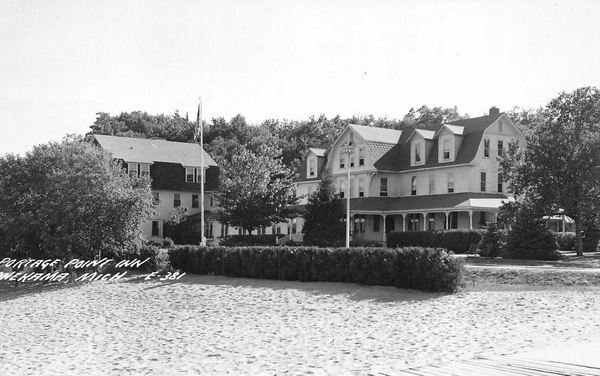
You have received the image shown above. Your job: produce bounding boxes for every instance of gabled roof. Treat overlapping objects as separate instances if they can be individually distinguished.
[414,129,436,140]
[348,124,402,144]
[375,113,502,171]
[436,124,464,136]
[349,192,509,212]
[308,148,326,157]
[93,135,218,167]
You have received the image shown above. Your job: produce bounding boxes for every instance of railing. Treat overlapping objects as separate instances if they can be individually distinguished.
[276,234,304,245]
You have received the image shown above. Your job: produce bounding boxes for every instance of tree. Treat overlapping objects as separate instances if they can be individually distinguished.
[216,146,298,234]
[502,204,559,261]
[500,87,600,255]
[302,169,345,246]
[0,136,154,260]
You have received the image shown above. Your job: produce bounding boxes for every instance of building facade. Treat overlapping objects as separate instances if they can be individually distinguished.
[93,135,223,240]
[293,107,525,243]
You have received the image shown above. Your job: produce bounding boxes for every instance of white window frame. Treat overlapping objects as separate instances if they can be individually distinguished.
[483,138,490,158]
[358,148,365,166]
[411,176,417,196]
[380,177,388,197]
[358,177,365,197]
[480,170,487,192]
[447,172,455,193]
[442,139,451,160]
[428,174,435,194]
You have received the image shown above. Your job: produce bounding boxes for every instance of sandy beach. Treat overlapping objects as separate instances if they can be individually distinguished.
[1,275,600,375]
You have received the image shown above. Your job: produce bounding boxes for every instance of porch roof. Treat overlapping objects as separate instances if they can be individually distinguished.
[349,192,511,213]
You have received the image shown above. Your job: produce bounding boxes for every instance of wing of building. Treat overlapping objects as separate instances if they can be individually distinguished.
[92,135,222,240]
[292,107,525,243]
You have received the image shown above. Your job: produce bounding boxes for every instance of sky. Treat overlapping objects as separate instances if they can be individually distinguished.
[1,0,599,155]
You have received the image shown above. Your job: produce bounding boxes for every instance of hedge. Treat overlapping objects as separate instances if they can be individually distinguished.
[386,230,485,254]
[168,245,464,293]
[554,232,576,252]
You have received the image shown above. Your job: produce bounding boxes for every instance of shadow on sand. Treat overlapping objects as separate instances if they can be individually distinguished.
[124,273,447,303]
[0,280,84,303]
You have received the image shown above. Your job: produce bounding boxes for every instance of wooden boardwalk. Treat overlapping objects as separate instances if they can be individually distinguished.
[395,356,600,375]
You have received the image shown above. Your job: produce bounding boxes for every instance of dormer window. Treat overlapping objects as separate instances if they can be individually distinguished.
[128,163,150,178]
[415,145,421,163]
[185,167,205,183]
[359,148,365,166]
[442,139,450,160]
[483,139,490,158]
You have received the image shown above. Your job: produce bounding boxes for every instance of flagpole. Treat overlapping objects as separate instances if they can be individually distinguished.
[197,97,206,246]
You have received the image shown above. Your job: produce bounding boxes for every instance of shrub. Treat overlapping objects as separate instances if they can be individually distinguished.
[387,230,485,254]
[386,231,433,248]
[168,245,465,293]
[503,207,560,260]
[146,237,175,249]
[478,224,505,257]
[553,232,576,252]
[350,239,385,247]
[220,235,283,247]
[583,226,600,253]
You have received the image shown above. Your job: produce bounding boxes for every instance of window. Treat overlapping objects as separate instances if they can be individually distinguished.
[443,139,450,160]
[128,163,138,178]
[309,158,316,177]
[449,212,458,229]
[407,214,420,231]
[220,223,228,237]
[152,192,159,204]
[498,173,503,193]
[428,214,436,230]
[479,212,487,227]
[185,167,205,183]
[385,216,395,233]
[414,142,422,164]
[428,174,435,194]
[292,221,297,234]
[447,172,455,193]
[358,177,365,197]
[339,156,345,169]
[174,193,181,207]
[127,163,149,178]
[483,139,490,157]
[205,222,214,238]
[359,148,365,166]
[276,226,281,235]
[373,215,380,232]
[192,194,199,208]
[339,179,345,198]
[140,164,150,177]
[151,221,160,237]
[209,196,214,207]
[186,167,195,183]
[411,176,417,196]
[497,140,504,157]
[354,215,365,233]
[380,177,388,197]
[480,171,487,192]
[350,153,355,167]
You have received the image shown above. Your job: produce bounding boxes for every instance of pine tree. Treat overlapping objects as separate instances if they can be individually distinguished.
[302,169,345,246]
[503,205,559,260]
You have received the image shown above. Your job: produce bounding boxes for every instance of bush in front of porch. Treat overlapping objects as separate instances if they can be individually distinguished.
[386,230,485,254]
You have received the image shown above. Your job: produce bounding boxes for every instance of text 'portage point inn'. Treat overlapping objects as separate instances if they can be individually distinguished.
[93,106,525,244]
[294,106,525,244]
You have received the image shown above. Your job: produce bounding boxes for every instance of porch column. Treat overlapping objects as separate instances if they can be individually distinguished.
[382,214,387,243]
[445,211,450,230]
[422,213,428,231]
[469,210,473,230]
[401,213,405,232]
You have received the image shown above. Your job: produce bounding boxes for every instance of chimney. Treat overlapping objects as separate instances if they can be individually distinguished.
[489,106,500,117]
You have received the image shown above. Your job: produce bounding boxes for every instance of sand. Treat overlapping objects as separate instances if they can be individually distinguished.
[1,275,600,375]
